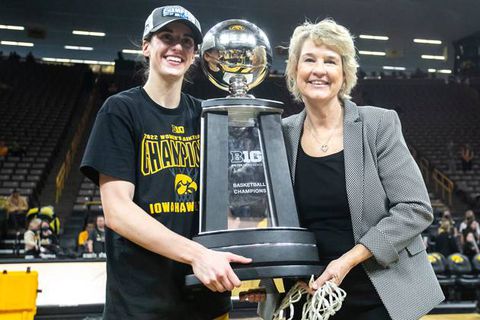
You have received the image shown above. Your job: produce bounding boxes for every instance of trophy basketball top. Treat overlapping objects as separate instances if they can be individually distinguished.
[200,19,272,97]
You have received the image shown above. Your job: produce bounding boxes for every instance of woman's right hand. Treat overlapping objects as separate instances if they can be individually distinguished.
[191,248,252,292]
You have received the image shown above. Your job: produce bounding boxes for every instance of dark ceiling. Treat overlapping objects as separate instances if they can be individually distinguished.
[1,0,479,73]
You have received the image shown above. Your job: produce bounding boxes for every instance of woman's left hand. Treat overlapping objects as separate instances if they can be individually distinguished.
[305,257,353,294]
[302,244,373,294]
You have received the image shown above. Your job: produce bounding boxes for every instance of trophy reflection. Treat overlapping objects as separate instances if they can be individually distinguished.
[186,19,322,286]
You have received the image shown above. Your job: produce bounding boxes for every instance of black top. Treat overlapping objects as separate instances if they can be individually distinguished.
[80,87,230,320]
[295,147,354,263]
[294,145,382,301]
[88,228,105,254]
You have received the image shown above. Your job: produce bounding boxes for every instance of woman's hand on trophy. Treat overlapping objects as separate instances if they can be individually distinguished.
[191,248,252,292]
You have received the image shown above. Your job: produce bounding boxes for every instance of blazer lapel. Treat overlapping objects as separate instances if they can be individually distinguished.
[284,110,306,184]
[343,100,365,241]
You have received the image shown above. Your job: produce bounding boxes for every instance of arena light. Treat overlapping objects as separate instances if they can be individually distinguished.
[414,39,442,45]
[359,35,389,41]
[72,30,106,37]
[122,49,142,54]
[0,24,25,31]
[383,66,406,71]
[65,45,93,51]
[427,68,452,74]
[359,50,386,56]
[41,57,114,65]
[1,40,34,47]
[421,55,445,60]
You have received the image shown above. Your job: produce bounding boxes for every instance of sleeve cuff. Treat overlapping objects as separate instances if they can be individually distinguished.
[359,227,399,267]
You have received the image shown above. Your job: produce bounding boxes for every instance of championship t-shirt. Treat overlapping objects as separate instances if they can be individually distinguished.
[80,86,230,320]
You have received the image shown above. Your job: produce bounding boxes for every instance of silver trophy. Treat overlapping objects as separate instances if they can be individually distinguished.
[201,20,271,97]
[186,20,323,286]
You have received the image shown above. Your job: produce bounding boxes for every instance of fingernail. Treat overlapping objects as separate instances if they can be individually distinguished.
[312,283,318,289]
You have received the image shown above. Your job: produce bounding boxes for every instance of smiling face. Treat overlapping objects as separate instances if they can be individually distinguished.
[142,21,196,81]
[296,39,344,107]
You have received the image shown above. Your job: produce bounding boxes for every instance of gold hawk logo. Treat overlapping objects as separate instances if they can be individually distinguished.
[171,125,185,134]
[229,25,245,31]
[451,254,464,264]
[175,174,198,195]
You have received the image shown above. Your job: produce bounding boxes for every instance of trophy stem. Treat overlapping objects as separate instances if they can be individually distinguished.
[229,75,248,97]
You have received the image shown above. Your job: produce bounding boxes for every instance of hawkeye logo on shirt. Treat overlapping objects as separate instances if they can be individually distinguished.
[148,172,199,214]
[175,173,197,195]
[140,133,200,176]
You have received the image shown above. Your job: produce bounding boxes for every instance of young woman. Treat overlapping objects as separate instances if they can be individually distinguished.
[81,6,250,319]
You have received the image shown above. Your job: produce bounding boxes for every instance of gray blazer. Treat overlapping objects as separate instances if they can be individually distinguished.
[282,100,444,320]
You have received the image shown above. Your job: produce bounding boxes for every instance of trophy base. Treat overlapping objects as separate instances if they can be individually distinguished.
[185,228,324,287]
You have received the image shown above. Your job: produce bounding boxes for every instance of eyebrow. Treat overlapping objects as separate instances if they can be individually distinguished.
[300,52,341,60]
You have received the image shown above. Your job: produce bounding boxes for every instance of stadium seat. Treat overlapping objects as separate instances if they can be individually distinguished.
[447,253,480,301]
[429,252,456,300]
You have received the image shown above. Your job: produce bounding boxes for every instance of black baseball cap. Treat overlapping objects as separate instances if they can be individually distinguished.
[143,5,203,45]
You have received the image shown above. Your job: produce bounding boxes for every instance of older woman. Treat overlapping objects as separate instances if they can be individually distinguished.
[281,19,444,319]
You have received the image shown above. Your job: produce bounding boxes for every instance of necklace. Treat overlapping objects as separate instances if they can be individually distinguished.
[305,110,342,153]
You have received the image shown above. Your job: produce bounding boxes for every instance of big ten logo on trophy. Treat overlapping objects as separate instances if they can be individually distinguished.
[230,151,262,164]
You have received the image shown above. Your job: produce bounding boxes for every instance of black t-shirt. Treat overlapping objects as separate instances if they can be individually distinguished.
[80,87,230,320]
[294,146,382,305]
[88,228,105,254]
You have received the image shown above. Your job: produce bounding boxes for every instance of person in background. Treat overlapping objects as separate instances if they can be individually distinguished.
[87,215,106,254]
[460,143,474,172]
[461,219,480,260]
[78,220,95,253]
[0,140,8,157]
[6,189,28,231]
[39,220,58,255]
[459,210,479,238]
[441,209,459,236]
[434,218,460,258]
[24,218,41,256]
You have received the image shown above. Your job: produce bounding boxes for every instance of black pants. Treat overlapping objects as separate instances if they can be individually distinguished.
[331,299,390,320]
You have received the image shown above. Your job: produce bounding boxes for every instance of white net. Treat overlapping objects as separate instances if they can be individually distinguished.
[272,276,346,320]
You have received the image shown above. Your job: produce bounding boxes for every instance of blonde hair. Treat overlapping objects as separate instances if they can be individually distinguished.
[28,218,42,230]
[285,18,358,102]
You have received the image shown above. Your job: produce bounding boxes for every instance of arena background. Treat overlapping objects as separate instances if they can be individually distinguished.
[1,0,480,319]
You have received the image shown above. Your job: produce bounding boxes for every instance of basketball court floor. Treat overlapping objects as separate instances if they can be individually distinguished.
[239,316,480,320]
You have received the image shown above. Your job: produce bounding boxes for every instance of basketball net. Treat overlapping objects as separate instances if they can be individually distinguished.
[272,276,346,320]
